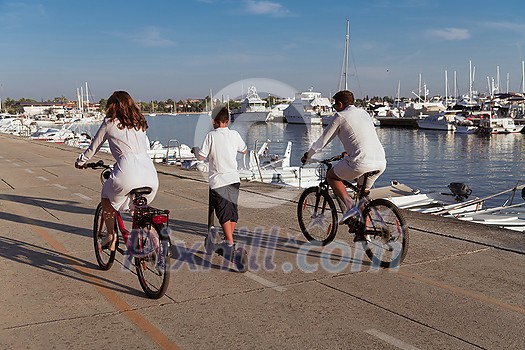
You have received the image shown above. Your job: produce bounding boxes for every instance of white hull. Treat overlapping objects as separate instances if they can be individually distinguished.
[455,125,478,134]
[232,111,270,123]
[286,114,322,125]
[417,120,456,131]
[416,112,456,131]
[478,118,524,134]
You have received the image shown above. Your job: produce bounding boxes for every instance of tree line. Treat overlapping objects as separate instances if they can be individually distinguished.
[2,95,396,115]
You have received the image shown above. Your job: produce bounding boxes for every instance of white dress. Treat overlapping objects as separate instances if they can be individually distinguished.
[76,118,159,211]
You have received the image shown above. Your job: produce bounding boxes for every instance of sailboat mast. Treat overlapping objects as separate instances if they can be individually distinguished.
[338,19,349,91]
[522,61,524,94]
[445,70,448,107]
[85,82,89,113]
[469,60,473,101]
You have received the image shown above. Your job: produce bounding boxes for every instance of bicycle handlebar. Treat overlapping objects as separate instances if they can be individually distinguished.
[304,154,344,165]
[85,160,110,169]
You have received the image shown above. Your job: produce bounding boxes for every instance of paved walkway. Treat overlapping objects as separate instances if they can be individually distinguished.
[0,133,523,350]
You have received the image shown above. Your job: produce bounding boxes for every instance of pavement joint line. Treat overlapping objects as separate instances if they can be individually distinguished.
[40,206,61,220]
[396,269,525,316]
[243,271,287,292]
[74,192,92,201]
[402,247,492,266]
[411,226,525,255]
[42,168,59,177]
[364,329,421,350]
[318,280,487,349]
[2,194,182,350]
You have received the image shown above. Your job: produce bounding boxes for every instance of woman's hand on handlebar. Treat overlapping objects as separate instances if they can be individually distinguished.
[75,161,85,169]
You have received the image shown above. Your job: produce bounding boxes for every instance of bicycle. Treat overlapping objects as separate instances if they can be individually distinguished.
[297,155,409,268]
[86,160,172,299]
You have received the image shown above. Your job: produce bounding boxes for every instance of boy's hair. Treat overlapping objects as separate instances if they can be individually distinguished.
[212,106,230,123]
[333,90,355,107]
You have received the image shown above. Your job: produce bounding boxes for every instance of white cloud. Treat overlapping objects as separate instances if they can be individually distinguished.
[428,28,470,41]
[130,27,175,47]
[244,0,290,16]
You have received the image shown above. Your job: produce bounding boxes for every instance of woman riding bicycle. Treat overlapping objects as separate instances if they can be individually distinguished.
[75,90,159,251]
[301,90,386,224]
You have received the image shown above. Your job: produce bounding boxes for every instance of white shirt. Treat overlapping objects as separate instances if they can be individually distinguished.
[198,127,247,189]
[76,118,158,211]
[309,105,386,170]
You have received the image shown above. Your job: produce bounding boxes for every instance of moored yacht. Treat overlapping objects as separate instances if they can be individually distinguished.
[231,86,271,123]
[416,111,458,131]
[283,90,332,125]
[478,117,524,134]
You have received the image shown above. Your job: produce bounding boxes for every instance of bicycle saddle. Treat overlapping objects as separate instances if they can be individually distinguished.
[129,187,152,196]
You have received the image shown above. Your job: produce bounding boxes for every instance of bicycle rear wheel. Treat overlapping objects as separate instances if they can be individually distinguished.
[93,203,117,270]
[297,186,338,245]
[134,219,171,299]
[359,198,409,268]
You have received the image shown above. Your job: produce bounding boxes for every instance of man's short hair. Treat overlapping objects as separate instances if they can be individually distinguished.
[333,90,355,106]
[212,106,230,123]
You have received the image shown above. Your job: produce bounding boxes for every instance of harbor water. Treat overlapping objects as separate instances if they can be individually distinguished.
[73,113,525,206]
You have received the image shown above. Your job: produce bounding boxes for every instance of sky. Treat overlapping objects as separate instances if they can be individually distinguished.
[1,0,525,103]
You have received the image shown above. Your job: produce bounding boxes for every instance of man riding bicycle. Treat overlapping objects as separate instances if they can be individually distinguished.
[301,90,386,224]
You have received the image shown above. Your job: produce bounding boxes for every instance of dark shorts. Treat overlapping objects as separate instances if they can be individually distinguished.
[210,183,240,225]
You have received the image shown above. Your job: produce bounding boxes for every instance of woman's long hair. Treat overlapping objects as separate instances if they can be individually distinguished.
[105,91,148,131]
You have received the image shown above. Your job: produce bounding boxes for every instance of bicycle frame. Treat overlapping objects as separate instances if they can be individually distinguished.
[316,155,372,211]
[89,161,170,256]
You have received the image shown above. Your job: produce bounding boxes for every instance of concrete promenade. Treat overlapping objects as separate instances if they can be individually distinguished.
[0,133,524,350]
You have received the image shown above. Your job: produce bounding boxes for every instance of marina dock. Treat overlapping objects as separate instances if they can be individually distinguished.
[0,133,524,350]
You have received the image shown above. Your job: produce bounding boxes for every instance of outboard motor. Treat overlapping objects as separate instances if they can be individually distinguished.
[448,182,472,202]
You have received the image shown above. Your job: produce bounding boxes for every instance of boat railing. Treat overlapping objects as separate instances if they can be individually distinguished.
[166,139,182,164]
[433,181,525,216]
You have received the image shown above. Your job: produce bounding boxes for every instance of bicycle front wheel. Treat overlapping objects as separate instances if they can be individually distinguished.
[297,186,338,245]
[93,203,117,270]
[359,198,409,268]
[134,219,171,299]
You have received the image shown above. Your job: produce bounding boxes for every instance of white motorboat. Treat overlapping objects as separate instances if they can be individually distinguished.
[148,139,195,164]
[379,181,483,215]
[0,117,38,136]
[416,111,457,131]
[451,183,525,232]
[283,90,332,125]
[30,124,76,143]
[478,117,524,134]
[454,119,478,134]
[185,140,321,188]
[231,86,271,123]
[385,180,525,232]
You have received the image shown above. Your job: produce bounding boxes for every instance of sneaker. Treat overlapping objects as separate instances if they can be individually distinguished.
[100,233,116,250]
[353,233,366,242]
[204,227,220,254]
[338,206,361,224]
[215,241,235,261]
